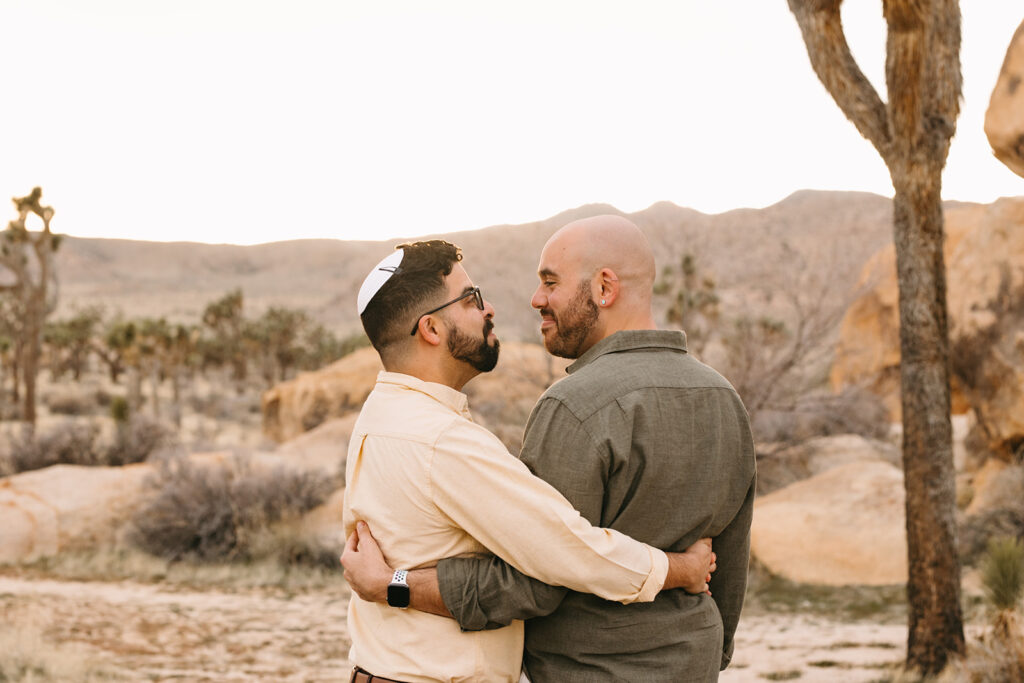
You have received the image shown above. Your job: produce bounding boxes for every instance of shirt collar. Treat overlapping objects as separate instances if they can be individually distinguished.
[566,329,688,375]
[375,371,472,418]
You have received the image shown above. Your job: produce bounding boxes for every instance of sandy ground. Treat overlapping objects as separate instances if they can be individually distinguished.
[722,615,906,682]
[3,573,982,682]
[0,575,351,681]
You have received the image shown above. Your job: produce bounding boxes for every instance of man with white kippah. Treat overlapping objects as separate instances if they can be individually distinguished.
[341,239,717,683]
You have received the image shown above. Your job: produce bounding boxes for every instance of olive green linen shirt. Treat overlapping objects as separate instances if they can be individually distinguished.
[437,330,756,682]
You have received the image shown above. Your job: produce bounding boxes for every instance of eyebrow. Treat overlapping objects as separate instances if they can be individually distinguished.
[538,268,558,279]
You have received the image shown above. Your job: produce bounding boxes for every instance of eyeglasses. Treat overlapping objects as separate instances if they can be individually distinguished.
[410,286,485,335]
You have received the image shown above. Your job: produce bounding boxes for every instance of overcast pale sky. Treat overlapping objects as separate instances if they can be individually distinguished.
[0,1,1020,245]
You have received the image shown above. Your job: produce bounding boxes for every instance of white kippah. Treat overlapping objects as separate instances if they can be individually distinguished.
[357,249,405,315]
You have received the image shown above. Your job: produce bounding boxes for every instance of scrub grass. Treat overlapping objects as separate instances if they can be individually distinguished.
[4,546,344,594]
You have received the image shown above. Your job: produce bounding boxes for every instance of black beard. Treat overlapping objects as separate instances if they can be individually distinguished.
[543,281,599,359]
[448,319,500,372]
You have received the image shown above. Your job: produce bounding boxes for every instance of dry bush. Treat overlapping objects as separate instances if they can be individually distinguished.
[106,414,178,467]
[0,416,177,476]
[753,385,890,450]
[0,421,102,475]
[44,387,99,416]
[961,472,1024,567]
[129,456,337,564]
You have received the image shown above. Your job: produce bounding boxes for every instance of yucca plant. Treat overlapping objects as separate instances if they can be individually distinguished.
[982,536,1024,613]
[978,536,1024,680]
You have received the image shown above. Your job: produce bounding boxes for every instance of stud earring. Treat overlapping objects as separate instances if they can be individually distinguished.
[600,299,606,306]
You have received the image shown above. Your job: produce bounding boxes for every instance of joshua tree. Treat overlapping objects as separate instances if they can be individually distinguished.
[0,188,61,429]
[787,1,964,675]
[43,306,103,381]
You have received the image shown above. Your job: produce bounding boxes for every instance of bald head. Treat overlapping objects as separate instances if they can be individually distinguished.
[531,215,658,353]
[544,215,656,300]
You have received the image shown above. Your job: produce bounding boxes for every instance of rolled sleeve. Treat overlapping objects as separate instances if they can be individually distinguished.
[427,418,664,603]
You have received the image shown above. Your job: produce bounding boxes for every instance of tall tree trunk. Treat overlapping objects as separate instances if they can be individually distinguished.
[892,179,963,670]
[12,339,22,403]
[22,314,40,429]
[786,0,964,674]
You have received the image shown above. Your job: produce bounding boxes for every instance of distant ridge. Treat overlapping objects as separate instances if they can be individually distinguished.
[55,191,917,340]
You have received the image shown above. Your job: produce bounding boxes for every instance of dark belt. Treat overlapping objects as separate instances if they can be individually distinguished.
[350,666,410,683]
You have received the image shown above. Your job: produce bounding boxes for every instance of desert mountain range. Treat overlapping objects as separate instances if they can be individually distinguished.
[54,190,913,342]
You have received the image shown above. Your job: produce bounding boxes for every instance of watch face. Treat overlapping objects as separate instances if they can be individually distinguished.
[387,583,411,608]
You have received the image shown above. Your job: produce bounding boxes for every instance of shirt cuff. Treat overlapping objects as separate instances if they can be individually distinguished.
[436,557,485,631]
[633,547,669,603]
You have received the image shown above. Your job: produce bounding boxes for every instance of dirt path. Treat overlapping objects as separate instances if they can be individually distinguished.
[1,575,984,681]
[0,575,352,681]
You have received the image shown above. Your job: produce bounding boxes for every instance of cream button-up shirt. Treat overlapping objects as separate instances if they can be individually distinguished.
[343,371,669,683]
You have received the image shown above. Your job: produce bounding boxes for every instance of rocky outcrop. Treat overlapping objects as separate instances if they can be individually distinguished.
[751,460,907,586]
[0,463,152,563]
[831,199,1024,457]
[261,347,382,443]
[986,21,1024,178]
[945,200,1024,458]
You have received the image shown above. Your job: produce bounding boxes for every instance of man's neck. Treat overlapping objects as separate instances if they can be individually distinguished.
[383,356,477,392]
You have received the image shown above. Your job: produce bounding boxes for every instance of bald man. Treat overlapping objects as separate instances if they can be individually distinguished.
[344,217,756,682]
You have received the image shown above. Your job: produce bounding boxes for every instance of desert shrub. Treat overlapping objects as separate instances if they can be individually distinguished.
[106,414,178,466]
[982,537,1024,612]
[752,385,890,446]
[44,388,98,416]
[129,456,337,563]
[0,416,178,476]
[969,537,1024,682]
[109,395,129,423]
[963,514,1024,568]
[961,472,1024,567]
[1,421,103,474]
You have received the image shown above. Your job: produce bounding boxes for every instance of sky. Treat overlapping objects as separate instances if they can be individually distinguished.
[0,1,1021,245]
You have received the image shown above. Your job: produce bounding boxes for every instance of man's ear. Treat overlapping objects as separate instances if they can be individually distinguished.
[413,315,444,346]
[597,268,620,307]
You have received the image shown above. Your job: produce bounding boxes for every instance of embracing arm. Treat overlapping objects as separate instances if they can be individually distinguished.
[342,520,715,628]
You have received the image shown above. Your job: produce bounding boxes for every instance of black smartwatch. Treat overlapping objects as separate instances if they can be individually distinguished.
[387,569,410,608]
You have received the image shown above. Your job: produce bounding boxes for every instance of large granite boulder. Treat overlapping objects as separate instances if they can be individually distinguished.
[831,199,1024,457]
[986,21,1024,178]
[261,347,382,443]
[0,463,152,564]
[751,460,907,586]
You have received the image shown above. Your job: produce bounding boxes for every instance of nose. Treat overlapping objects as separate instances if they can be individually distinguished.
[483,298,495,319]
[531,285,545,310]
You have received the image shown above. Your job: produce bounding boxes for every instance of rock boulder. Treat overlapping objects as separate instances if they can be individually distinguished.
[0,463,152,564]
[261,347,382,443]
[986,21,1024,178]
[751,460,907,586]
